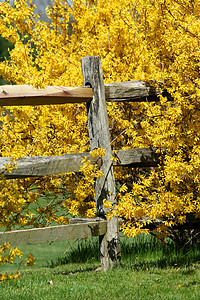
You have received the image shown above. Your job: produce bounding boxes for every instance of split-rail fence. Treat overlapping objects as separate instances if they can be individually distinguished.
[0,56,166,270]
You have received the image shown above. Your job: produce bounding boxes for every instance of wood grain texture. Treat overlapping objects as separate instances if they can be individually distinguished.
[0,220,107,246]
[0,153,93,178]
[81,56,120,270]
[105,81,172,102]
[114,147,165,167]
[105,81,159,101]
[0,148,165,179]
[0,85,92,106]
[69,217,104,224]
[81,56,117,214]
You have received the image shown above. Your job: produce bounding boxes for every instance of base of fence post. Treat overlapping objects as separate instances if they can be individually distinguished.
[99,217,121,270]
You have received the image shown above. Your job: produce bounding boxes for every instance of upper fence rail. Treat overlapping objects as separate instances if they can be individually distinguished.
[0,81,164,106]
[0,85,93,106]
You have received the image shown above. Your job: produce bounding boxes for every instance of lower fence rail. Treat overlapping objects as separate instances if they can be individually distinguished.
[0,219,107,246]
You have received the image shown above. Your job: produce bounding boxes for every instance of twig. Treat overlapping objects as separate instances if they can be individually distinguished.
[173,0,198,19]
[175,22,200,40]
[63,238,80,254]
[106,126,131,151]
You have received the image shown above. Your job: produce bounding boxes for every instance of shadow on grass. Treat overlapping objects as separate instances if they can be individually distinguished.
[48,237,100,268]
[121,253,200,270]
[49,233,200,271]
[55,264,101,276]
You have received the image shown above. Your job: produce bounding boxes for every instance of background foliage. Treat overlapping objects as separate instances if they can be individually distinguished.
[0,35,13,84]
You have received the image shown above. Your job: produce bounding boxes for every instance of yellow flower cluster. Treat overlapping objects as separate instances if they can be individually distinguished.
[0,242,23,282]
[0,272,21,282]
[25,253,35,267]
[63,149,104,218]
[0,243,21,264]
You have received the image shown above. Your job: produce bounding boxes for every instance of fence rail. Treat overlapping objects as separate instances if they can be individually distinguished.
[0,80,166,106]
[105,80,160,102]
[0,148,165,179]
[0,219,107,246]
[0,85,93,106]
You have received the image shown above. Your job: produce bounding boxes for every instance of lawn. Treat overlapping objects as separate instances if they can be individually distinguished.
[0,234,199,299]
[0,263,199,300]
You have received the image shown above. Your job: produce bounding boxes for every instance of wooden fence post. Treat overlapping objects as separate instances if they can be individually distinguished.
[81,56,121,270]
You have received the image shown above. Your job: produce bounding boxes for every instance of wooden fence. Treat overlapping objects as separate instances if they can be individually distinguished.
[0,56,166,270]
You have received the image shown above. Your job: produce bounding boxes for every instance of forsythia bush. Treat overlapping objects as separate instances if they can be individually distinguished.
[0,0,199,278]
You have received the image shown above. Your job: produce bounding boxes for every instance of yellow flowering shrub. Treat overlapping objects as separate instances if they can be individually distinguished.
[0,0,199,277]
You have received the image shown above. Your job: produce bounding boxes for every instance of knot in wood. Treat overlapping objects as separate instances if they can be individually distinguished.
[96,157,103,169]
[2,90,8,95]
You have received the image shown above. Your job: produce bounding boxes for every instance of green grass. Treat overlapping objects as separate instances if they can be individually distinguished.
[0,262,199,299]
[0,234,199,299]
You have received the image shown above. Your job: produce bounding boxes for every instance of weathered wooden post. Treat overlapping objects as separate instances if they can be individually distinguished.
[81,56,121,270]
